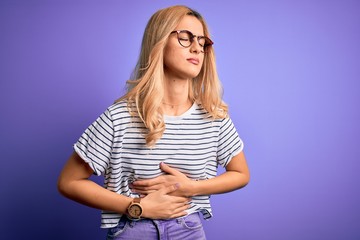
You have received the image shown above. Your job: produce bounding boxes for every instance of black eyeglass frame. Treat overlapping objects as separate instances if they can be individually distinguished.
[170,30,213,52]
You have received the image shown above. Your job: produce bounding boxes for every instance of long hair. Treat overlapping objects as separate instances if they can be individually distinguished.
[116,5,228,147]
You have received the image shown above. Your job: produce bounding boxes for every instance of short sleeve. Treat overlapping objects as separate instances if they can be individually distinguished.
[217,118,244,167]
[74,109,114,176]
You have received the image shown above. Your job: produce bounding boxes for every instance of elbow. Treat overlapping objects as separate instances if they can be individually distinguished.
[243,172,250,187]
[57,175,71,198]
[237,170,250,189]
[243,168,251,186]
[57,177,66,196]
[241,162,251,188]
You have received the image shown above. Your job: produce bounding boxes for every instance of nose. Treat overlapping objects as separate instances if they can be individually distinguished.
[189,38,203,54]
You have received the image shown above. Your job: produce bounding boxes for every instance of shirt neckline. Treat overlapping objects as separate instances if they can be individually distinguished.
[164,102,197,121]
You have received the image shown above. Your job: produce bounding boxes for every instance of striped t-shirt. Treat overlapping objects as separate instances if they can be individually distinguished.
[74,100,243,228]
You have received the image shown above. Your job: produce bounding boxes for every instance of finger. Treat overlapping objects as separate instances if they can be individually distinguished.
[132,178,159,187]
[171,211,188,218]
[160,162,181,176]
[168,195,191,204]
[161,183,180,195]
[132,188,156,195]
[173,202,191,210]
[131,184,161,191]
[169,205,190,218]
[157,204,189,220]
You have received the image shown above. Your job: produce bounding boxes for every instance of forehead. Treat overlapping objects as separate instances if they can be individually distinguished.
[175,15,204,35]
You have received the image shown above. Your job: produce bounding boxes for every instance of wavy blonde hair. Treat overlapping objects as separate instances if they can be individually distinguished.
[117,5,228,146]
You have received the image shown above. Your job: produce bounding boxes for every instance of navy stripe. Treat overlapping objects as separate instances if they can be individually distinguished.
[73,101,243,228]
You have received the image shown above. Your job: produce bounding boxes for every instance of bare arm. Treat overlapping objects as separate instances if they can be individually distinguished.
[57,152,189,219]
[131,151,250,197]
[192,151,250,196]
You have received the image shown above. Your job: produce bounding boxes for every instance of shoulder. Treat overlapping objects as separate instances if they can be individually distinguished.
[108,100,128,113]
[99,100,132,122]
[195,102,228,121]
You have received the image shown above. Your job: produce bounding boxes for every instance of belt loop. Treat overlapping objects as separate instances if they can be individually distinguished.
[151,220,162,240]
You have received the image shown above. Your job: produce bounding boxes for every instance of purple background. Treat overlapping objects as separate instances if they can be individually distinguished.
[1,0,359,239]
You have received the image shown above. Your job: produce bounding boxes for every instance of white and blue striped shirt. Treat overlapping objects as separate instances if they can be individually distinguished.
[74,101,243,228]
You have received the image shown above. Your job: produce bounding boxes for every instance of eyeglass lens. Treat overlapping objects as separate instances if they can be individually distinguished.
[177,31,211,49]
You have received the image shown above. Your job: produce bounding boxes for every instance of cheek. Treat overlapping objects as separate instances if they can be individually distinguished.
[163,45,174,66]
[200,55,205,66]
[164,48,184,67]
[163,52,175,69]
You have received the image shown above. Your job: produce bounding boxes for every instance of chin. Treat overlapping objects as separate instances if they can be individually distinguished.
[190,72,201,79]
[186,69,202,79]
[165,67,201,80]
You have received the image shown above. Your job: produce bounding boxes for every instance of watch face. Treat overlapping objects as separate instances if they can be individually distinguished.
[129,204,142,218]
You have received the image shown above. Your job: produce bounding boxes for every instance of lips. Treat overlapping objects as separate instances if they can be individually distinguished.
[187,58,199,65]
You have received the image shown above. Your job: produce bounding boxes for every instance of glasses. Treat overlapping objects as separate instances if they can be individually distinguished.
[170,30,213,52]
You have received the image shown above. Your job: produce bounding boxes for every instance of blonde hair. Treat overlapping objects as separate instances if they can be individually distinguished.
[116,5,228,146]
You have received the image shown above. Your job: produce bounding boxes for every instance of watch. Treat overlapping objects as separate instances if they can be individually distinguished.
[127,198,143,219]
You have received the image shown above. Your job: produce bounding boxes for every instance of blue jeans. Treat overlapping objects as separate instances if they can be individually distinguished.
[106,212,206,240]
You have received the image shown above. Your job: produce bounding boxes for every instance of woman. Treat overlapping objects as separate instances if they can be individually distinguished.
[58,5,250,240]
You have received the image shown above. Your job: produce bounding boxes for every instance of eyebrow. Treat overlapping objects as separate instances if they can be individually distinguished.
[173,29,206,37]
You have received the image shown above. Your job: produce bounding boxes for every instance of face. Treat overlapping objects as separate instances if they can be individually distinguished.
[163,15,206,80]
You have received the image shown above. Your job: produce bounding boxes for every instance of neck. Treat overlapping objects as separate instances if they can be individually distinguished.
[163,75,190,103]
[162,98,193,116]
[162,97,191,108]
[162,75,192,116]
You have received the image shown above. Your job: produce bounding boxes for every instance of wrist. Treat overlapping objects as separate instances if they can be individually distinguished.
[189,179,200,196]
[139,196,150,218]
[127,197,143,219]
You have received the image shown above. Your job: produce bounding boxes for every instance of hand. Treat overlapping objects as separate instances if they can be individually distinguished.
[131,162,195,197]
[141,183,190,219]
